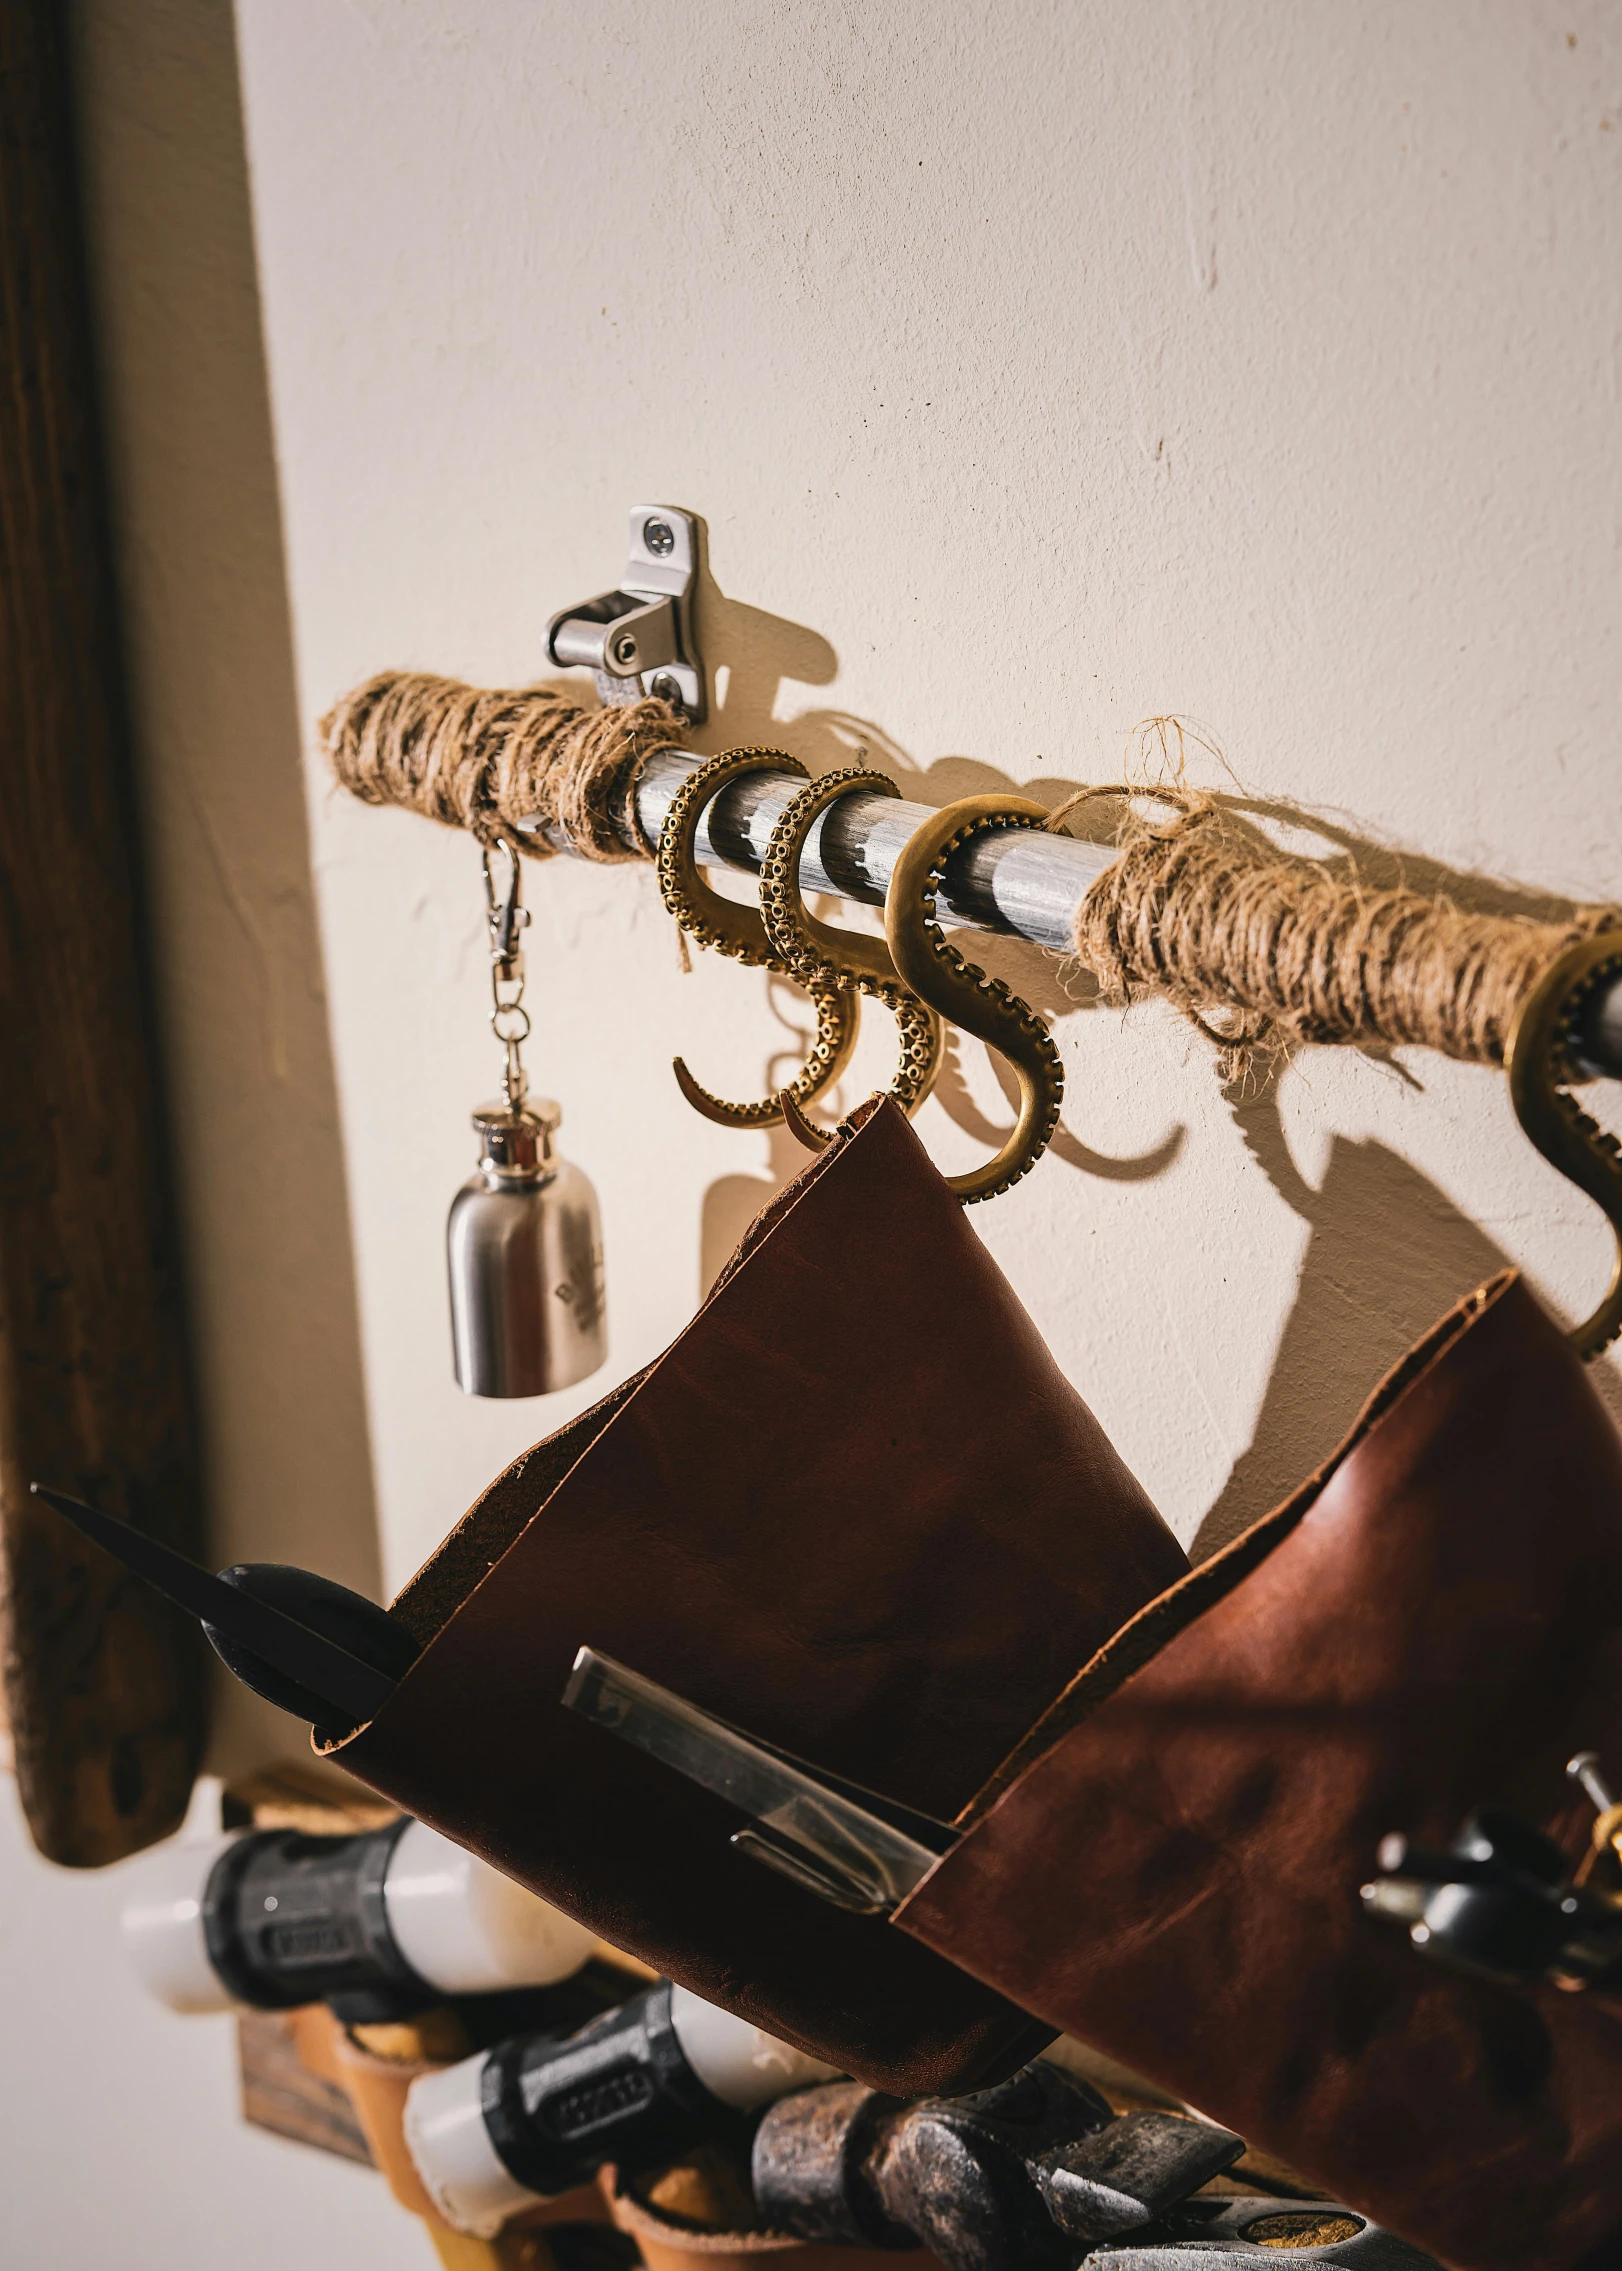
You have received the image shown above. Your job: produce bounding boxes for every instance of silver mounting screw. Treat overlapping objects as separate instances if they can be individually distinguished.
[642,517,675,557]
[1569,1751,1616,1813]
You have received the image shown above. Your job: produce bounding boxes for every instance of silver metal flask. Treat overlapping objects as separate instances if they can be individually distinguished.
[446,843,608,1399]
[447,1099,606,1397]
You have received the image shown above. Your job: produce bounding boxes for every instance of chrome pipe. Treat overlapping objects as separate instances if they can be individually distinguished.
[523,749,1622,1081]
[525,748,1112,952]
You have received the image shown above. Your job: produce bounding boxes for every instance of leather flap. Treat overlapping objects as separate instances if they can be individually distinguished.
[898,1273,1622,2271]
[325,1099,1185,2094]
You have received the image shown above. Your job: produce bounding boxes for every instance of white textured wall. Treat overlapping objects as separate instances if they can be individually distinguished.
[6,1,1621,2262]
[236,0,1622,1585]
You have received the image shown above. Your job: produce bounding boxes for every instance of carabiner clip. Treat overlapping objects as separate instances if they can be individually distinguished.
[482,840,529,978]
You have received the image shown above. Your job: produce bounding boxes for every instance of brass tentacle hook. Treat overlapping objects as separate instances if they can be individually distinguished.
[758,767,945,1152]
[657,748,860,1129]
[1506,930,1622,1359]
[882,796,1065,1204]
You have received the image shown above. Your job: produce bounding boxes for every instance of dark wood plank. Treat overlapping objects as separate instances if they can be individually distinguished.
[0,4,205,1861]
[238,2010,376,2170]
[233,1765,384,2167]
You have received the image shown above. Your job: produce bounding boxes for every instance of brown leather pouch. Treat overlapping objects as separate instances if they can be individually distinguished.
[897,1270,1622,2271]
[600,2156,944,2271]
[325,1097,1187,2096]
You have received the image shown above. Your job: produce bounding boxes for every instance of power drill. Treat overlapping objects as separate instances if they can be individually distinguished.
[405,1979,840,2238]
[122,1813,601,2023]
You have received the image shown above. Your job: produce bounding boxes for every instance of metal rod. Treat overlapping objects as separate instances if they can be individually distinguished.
[522,749,1622,1082]
[525,747,1112,952]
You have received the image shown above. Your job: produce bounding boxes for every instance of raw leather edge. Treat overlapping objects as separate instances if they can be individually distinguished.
[605,2164,802,2255]
[706,1092,889,1300]
[354,1096,897,1659]
[382,1368,655,1649]
[951,1269,1516,1830]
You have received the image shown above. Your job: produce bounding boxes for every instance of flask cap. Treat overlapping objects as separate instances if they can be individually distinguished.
[471,1099,561,1178]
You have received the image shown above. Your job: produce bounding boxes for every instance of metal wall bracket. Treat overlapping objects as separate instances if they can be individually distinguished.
[546,504,707,723]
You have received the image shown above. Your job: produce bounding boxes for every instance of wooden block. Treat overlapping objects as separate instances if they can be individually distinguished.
[222,1758,401,1837]
[232,1763,393,2168]
[238,2009,373,2168]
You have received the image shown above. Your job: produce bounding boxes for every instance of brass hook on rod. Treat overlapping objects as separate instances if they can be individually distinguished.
[657,748,859,1129]
[758,766,944,1152]
[1506,930,1622,1359]
[882,796,1065,1204]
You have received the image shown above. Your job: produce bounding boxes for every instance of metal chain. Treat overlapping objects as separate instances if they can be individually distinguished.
[482,841,532,1108]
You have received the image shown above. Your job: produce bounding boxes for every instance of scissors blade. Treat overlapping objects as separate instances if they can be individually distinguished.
[31,1485,396,1725]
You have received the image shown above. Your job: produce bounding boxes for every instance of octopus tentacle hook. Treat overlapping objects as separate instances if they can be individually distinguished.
[1506,929,1622,1358]
[758,766,945,1153]
[657,748,859,1129]
[882,795,1065,1204]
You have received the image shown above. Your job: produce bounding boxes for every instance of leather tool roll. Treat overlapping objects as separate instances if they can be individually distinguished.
[896,1271,1622,2271]
[326,1098,1187,2095]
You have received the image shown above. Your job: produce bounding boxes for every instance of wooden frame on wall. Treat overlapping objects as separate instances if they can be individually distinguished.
[0,3,206,1863]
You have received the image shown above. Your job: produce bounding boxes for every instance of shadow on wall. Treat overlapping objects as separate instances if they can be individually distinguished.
[1197,1111,1512,1560]
[688,526,1622,1544]
[72,0,380,1771]
[1194,1073,1622,1555]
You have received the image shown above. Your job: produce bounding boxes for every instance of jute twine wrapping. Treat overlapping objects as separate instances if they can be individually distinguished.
[1070,788,1618,1079]
[319,671,686,859]
[319,676,1614,1076]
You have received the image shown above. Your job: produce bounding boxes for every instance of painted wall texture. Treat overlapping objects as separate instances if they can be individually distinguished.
[3,1,1620,2262]
[234,0,1622,1578]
